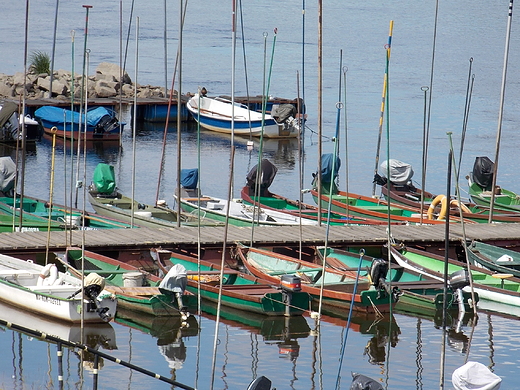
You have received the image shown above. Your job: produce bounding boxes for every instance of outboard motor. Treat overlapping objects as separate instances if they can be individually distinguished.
[448,269,472,315]
[280,274,302,316]
[472,156,494,191]
[449,269,470,290]
[68,272,111,321]
[369,258,400,302]
[159,263,189,319]
[370,258,388,290]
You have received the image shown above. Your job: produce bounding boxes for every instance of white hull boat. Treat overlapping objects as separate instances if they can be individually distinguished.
[186,93,300,138]
[0,254,117,323]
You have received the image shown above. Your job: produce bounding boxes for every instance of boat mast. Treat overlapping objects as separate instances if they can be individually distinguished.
[371,21,393,198]
[488,0,514,222]
[75,4,92,209]
[176,0,183,227]
[49,0,59,98]
[17,0,30,231]
[317,0,322,224]
[131,17,139,228]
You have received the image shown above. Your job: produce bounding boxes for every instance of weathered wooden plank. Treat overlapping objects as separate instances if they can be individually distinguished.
[1,223,520,253]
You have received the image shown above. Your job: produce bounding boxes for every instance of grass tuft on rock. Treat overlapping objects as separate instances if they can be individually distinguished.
[29,50,51,74]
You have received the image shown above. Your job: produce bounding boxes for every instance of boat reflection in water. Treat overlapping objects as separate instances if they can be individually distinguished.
[115,307,199,371]
[0,300,117,387]
[199,300,311,359]
[41,132,121,162]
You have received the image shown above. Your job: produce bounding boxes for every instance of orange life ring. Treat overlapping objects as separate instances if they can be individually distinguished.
[427,194,448,220]
[450,199,472,214]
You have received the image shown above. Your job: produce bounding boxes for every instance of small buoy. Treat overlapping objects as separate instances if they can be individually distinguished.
[247,140,254,151]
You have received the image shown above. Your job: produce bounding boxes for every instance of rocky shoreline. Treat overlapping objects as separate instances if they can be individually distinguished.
[0,62,174,102]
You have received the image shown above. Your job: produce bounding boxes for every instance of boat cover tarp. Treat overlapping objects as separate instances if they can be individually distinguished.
[350,372,383,390]
[472,156,494,190]
[159,263,187,293]
[0,156,16,194]
[92,163,116,194]
[0,101,18,128]
[319,153,341,183]
[180,168,198,189]
[246,159,278,194]
[272,104,296,123]
[379,159,414,185]
[452,361,501,390]
[34,106,112,127]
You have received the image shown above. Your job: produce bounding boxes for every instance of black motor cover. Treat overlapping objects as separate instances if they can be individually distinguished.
[449,269,470,290]
[370,258,388,288]
[472,156,494,190]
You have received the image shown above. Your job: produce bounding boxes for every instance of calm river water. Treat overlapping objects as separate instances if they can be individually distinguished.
[2,0,520,388]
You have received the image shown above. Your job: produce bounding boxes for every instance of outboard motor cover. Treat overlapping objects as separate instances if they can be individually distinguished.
[472,156,494,191]
[159,263,188,294]
[272,103,297,123]
[370,258,388,288]
[379,159,414,185]
[281,274,302,292]
[449,269,470,290]
[246,159,278,196]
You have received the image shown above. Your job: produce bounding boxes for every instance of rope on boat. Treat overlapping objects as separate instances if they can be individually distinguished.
[261,294,313,315]
[366,296,383,318]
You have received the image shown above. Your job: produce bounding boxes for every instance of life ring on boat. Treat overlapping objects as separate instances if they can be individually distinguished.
[427,194,448,220]
[449,199,472,214]
[37,263,58,286]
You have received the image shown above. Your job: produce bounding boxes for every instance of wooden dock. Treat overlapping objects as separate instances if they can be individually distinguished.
[2,223,520,255]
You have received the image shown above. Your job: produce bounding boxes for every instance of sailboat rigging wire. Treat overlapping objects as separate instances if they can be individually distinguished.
[335,249,365,390]
[372,20,393,198]
[489,0,514,222]
[210,146,236,390]
[457,58,475,181]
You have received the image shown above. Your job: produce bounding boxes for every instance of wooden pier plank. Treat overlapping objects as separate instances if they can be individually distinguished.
[1,223,520,253]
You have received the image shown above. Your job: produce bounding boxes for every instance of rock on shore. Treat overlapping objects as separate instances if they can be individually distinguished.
[0,62,175,101]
